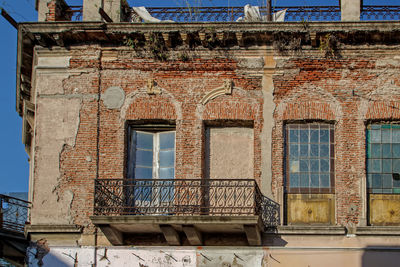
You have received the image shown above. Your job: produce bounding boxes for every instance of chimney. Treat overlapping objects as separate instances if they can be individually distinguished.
[340,0,362,21]
[36,0,71,22]
[83,0,130,22]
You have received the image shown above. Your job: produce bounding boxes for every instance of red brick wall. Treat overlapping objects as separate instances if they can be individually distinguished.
[272,56,400,226]
[60,50,263,230]
[57,46,400,230]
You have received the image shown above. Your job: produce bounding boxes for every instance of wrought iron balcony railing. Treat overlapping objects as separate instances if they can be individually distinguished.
[94,179,280,228]
[61,5,400,22]
[0,194,30,233]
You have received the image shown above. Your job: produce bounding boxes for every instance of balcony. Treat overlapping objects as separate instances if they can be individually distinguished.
[0,194,30,266]
[91,179,279,246]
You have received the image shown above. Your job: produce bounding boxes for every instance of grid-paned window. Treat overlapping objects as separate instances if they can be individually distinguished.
[285,123,335,193]
[367,124,400,194]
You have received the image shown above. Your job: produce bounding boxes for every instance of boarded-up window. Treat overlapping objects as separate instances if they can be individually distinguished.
[205,127,254,179]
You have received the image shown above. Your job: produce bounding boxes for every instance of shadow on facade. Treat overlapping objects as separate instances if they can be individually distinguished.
[362,246,400,267]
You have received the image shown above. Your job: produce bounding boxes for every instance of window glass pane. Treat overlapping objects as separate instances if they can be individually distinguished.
[136,150,153,167]
[382,159,392,173]
[290,160,299,173]
[372,174,382,188]
[393,159,400,173]
[371,130,381,143]
[160,132,175,149]
[290,173,299,187]
[382,130,391,143]
[371,144,381,158]
[310,159,319,172]
[320,159,329,172]
[371,159,381,173]
[320,129,329,143]
[310,174,319,188]
[159,167,174,179]
[320,144,329,158]
[393,129,400,143]
[300,160,309,172]
[290,144,299,158]
[135,167,152,179]
[289,129,299,143]
[136,131,153,149]
[310,130,319,143]
[320,174,330,188]
[382,144,391,158]
[300,129,309,143]
[382,174,393,189]
[300,173,309,187]
[393,175,400,187]
[159,150,175,167]
[310,144,319,157]
[300,144,309,157]
[393,144,400,158]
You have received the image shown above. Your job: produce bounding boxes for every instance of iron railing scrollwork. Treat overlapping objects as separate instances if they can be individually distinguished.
[94,178,280,228]
[255,188,280,228]
[361,5,400,21]
[0,194,30,233]
[59,5,400,22]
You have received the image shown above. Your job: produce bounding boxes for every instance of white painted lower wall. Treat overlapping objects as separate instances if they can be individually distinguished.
[26,245,400,267]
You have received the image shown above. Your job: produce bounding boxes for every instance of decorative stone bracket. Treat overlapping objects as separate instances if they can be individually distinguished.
[147,78,162,95]
[201,79,233,105]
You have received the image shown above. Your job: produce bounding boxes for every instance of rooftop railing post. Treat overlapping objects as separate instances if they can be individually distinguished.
[341,0,361,21]
[266,0,272,21]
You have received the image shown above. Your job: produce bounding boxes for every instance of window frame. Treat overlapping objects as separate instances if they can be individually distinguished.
[366,123,400,194]
[284,122,335,194]
[126,124,176,180]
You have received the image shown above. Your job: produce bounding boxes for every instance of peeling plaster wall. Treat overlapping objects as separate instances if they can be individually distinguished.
[32,95,81,224]
[31,50,87,225]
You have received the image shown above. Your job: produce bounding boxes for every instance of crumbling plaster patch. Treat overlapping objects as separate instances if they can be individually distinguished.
[259,51,276,198]
[32,97,81,225]
[36,72,71,95]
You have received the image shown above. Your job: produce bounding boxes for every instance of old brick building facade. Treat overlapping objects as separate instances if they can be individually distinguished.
[14,0,400,266]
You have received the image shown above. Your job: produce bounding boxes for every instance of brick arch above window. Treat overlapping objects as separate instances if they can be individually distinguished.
[279,102,336,121]
[202,101,261,121]
[124,96,177,121]
[366,101,400,120]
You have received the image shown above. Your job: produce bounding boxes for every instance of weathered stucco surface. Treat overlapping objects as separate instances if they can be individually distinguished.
[27,245,400,267]
[32,97,81,224]
[206,127,254,179]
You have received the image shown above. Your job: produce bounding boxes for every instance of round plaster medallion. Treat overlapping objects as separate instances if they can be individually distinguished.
[102,86,125,109]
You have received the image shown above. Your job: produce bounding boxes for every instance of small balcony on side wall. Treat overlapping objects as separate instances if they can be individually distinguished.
[90,179,279,246]
[0,194,30,266]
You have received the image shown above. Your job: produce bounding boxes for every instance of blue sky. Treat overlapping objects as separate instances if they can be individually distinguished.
[0,0,398,194]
